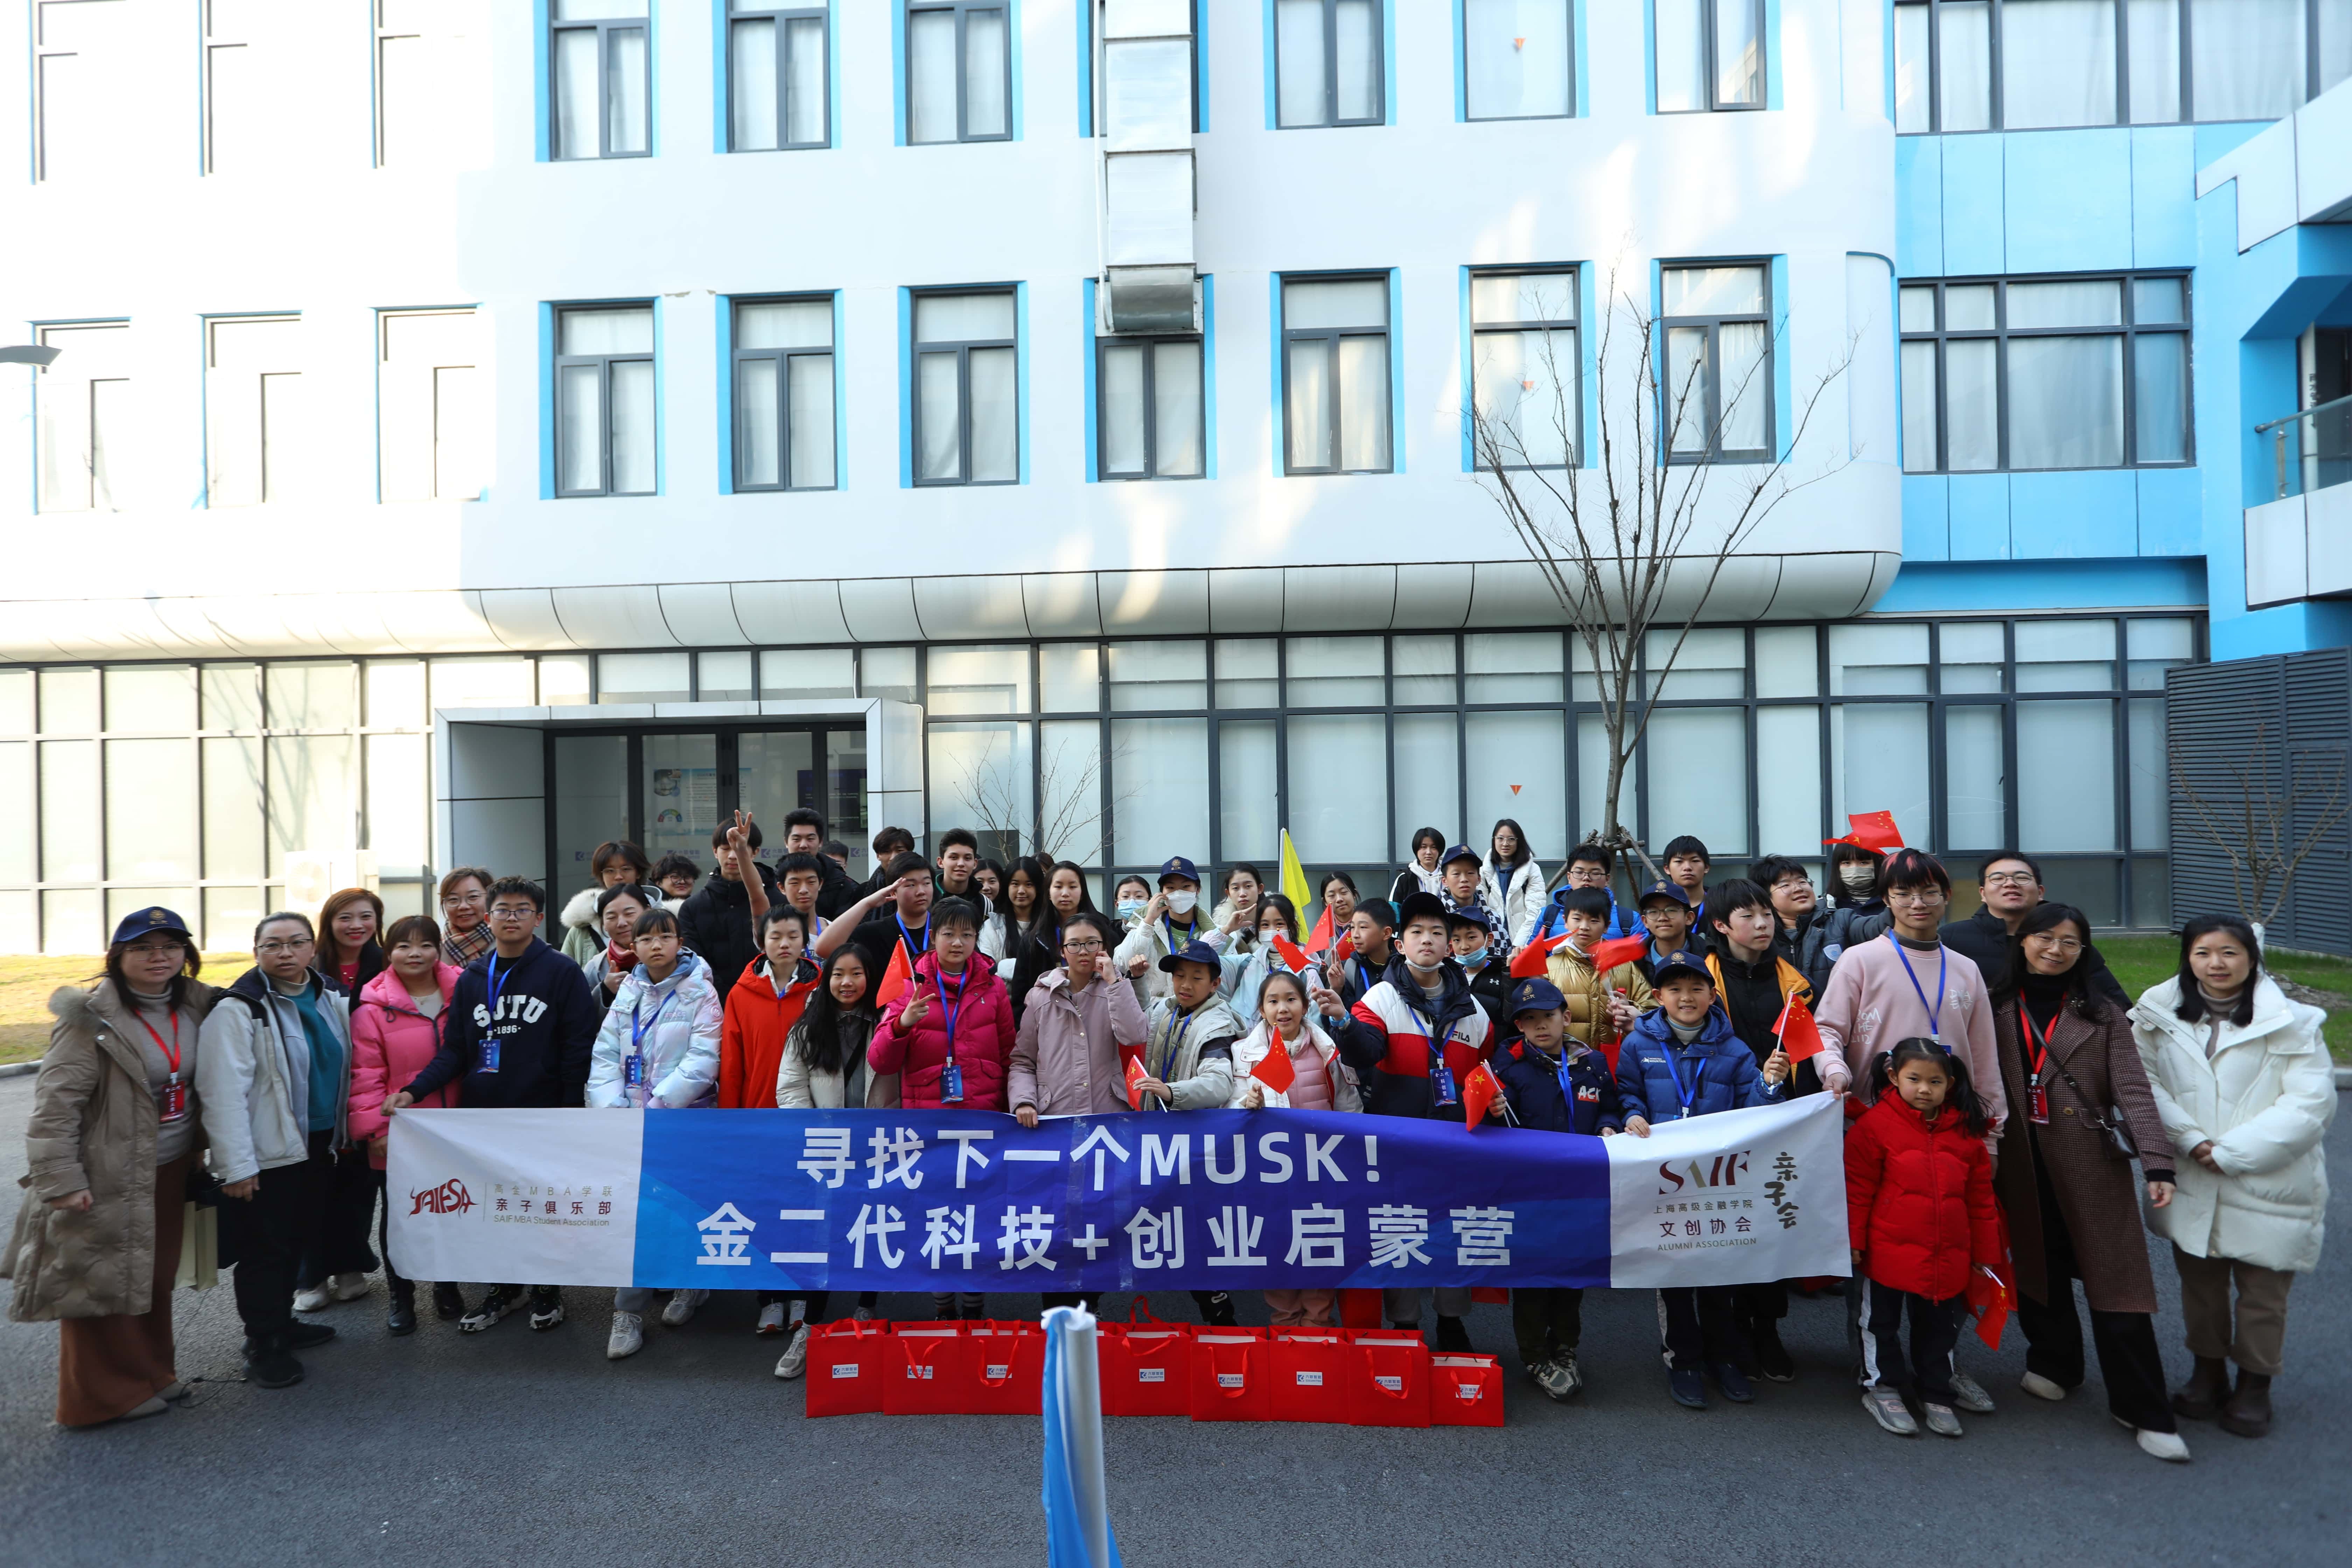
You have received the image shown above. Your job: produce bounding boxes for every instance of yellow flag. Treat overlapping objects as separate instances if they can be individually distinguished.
[1278,828,1313,913]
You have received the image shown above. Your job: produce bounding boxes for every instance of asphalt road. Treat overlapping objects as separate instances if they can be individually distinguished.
[3,1073,2346,1568]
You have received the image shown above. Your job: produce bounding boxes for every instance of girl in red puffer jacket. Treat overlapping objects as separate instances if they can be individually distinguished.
[1846,1038,2006,1441]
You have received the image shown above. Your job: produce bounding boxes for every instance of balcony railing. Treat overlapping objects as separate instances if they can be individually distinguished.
[2257,392,2352,501]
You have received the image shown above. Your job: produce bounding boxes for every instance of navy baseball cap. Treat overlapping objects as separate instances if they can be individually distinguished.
[1442,903,1489,931]
[1509,977,1566,1017]
[1441,843,1482,869]
[1158,938,1224,974]
[1156,856,1201,886]
[111,905,192,947]
[1395,891,1450,929]
[1636,880,1693,910]
[1652,950,1715,987]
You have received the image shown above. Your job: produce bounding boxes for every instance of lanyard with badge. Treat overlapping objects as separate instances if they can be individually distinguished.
[1654,1040,1702,1121]
[479,954,511,1073]
[1400,993,1458,1107]
[625,983,678,1106]
[135,1008,189,1122]
[1892,941,1948,1045]
[935,967,968,1102]
[2018,996,2061,1124]
[1151,1007,1199,1104]
[896,912,931,972]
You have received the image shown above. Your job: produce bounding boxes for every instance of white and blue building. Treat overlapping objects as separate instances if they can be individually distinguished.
[1,0,2347,954]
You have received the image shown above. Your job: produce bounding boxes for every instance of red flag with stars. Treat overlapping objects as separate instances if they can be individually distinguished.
[1463,1060,1506,1128]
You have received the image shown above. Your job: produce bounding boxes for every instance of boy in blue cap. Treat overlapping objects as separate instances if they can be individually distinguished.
[1492,975,1624,1399]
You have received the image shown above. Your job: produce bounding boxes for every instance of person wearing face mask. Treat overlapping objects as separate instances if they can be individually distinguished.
[1113,856,1214,1006]
[1444,905,1512,1032]
[1813,843,1892,985]
[1110,874,1152,929]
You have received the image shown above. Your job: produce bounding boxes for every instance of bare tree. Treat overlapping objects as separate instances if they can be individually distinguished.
[1467,265,1855,876]
[2171,723,2350,927]
[950,731,1134,864]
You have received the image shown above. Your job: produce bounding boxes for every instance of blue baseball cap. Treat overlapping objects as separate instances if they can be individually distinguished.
[1652,950,1715,987]
[1509,977,1566,1017]
[1441,843,1482,869]
[1156,856,1200,886]
[111,905,192,947]
[1636,880,1693,910]
[1158,938,1224,974]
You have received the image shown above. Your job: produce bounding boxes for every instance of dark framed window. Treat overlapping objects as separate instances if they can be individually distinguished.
[1280,275,1391,475]
[1660,263,1771,462]
[1097,335,1205,481]
[1655,0,1765,112]
[1895,0,2352,133]
[906,1,1012,144]
[733,297,836,491]
[913,289,1019,485]
[1274,0,1385,128]
[551,1,650,160]
[728,3,829,150]
[1469,269,1580,469]
[555,304,656,498]
[1464,0,1575,120]
[1899,273,2191,473]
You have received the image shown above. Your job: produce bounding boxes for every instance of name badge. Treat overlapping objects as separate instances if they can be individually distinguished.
[1433,1065,1458,1107]
[158,1077,189,1123]
[940,1060,965,1104]
[478,1037,500,1073]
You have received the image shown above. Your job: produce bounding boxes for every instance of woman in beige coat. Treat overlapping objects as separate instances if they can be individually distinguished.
[4,908,220,1426]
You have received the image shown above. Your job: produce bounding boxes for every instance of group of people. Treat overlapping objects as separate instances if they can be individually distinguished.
[7,811,2335,1467]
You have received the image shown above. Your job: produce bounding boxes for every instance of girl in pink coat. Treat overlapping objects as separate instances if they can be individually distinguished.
[868,900,1016,1111]
[345,915,462,1335]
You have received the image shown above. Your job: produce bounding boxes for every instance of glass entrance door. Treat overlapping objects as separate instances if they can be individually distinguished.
[643,733,720,870]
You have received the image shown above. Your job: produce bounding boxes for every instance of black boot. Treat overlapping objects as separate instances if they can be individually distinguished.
[1197,1292,1239,1328]
[244,1333,304,1389]
[2172,1356,2231,1420]
[1435,1316,1474,1352]
[432,1282,464,1321]
[387,1281,418,1337]
[2220,1371,2273,1438]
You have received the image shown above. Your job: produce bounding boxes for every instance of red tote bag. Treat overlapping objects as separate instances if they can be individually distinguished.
[1269,1329,1350,1424]
[1100,1310,1193,1418]
[803,1318,889,1418]
[883,1325,974,1416]
[1428,1353,1506,1428]
[1345,1331,1432,1428]
[1188,1329,1272,1423]
[966,1322,1046,1417]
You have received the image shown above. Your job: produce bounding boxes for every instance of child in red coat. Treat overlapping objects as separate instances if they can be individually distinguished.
[1846,1038,2005,1440]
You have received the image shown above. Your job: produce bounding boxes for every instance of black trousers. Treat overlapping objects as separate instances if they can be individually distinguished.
[1192,1290,1238,1326]
[226,1138,327,1341]
[798,1290,880,1321]
[1857,1280,1962,1402]
[2019,1164,2175,1432]
[372,1168,406,1292]
[930,1292,987,1319]
[1512,1288,1584,1367]
[296,1135,379,1289]
[1659,1286,1739,1371]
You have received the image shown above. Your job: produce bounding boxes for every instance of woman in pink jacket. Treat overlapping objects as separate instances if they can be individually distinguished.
[346,915,462,1336]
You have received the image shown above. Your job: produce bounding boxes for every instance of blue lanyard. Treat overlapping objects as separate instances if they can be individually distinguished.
[1162,913,1193,951]
[629,982,677,1056]
[1157,1005,1199,1081]
[1655,1040,1701,1119]
[1398,986,1448,1080]
[1552,1045,1581,1108]
[1892,940,1948,1041]
[934,966,968,1056]
[895,912,930,964]
[484,954,512,1021]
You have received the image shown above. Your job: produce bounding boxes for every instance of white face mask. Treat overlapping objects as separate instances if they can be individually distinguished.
[1839,864,1876,895]
[1166,890,1198,916]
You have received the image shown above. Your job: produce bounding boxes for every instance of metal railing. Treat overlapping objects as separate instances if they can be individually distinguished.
[2256,392,2352,501]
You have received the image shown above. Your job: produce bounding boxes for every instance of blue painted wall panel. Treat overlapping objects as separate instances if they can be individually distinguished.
[2004,132,2132,275]
[1947,473,2010,559]
[1876,559,2206,614]
[2135,467,2204,556]
[1940,136,2005,275]
[1894,135,1942,278]
[2009,468,2136,557]
[1901,474,1950,561]
[2129,128,2198,268]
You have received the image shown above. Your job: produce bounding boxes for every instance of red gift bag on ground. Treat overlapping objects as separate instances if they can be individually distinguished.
[1189,1329,1272,1422]
[1428,1354,1506,1427]
[1100,1304,1193,1417]
[966,1322,1046,1416]
[1338,1289,1384,1329]
[1346,1330,1432,1428]
[803,1318,889,1417]
[1269,1329,1350,1424]
[883,1324,973,1416]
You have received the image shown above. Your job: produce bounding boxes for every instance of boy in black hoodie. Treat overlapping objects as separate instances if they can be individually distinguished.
[387,877,598,1333]
[678,820,779,1004]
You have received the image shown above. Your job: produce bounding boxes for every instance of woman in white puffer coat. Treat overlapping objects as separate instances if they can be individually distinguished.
[2130,914,2336,1442]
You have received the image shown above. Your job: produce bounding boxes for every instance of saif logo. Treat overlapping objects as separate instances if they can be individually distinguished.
[407,1177,477,1217]
[1657,1149,1752,1195]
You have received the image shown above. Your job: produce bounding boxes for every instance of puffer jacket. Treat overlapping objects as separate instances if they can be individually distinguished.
[1532,886,1646,944]
[1612,1007,1783,1125]
[586,951,724,1108]
[2131,974,2337,1273]
[1011,967,1150,1116]
[346,964,462,1167]
[870,951,1017,1110]
[6,980,222,1322]
[1845,1091,2004,1300]
[1478,856,1548,947]
[719,954,820,1108]
[1545,942,1656,1058]
[1334,956,1494,1122]
[1136,992,1244,1110]
[1225,1019,1361,1111]
[196,967,352,1185]
[777,1009,883,1109]
[1492,1036,1623,1135]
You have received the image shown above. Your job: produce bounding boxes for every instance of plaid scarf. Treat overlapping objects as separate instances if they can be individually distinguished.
[444,923,493,967]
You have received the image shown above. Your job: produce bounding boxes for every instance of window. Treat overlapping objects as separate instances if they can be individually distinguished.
[1464,0,1574,119]
[551,0,649,160]
[379,310,485,503]
[1097,335,1205,479]
[376,1,482,167]
[1470,270,1579,468]
[1281,275,1391,474]
[1899,274,2189,472]
[907,2,1012,144]
[1656,0,1765,112]
[1895,0,2352,132]
[555,304,657,497]
[734,296,837,491]
[730,4,829,150]
[205,0,298,174]
[1661,264,1771,461]
[206,316,305,508]
[913,289,1019,485]
[34,0,128,182]
[1275,0,1384,127]
[36,322,130,514]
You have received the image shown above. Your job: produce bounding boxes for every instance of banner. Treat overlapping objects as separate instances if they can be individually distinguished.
[386,1098,1850,1293]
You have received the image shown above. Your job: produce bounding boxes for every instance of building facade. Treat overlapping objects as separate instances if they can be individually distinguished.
[2,1,2346,954]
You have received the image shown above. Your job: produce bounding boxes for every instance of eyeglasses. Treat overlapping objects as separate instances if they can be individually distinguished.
[1983,872,2040,888]
[2025,934,2084,953]
[1774,877,1814,890]
[1889,889,1946,906]
[256,939,311,955]
[487,905,538,920]
[1062,939,1105,952]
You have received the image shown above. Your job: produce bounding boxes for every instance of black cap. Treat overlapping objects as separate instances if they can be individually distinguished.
[1395,891,1450,929]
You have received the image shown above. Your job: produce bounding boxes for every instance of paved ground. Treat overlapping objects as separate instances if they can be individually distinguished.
[3,1074,2346,1567]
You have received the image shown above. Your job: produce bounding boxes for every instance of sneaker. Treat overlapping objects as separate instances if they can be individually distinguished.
[285,1320,336,1350]
[756,1301,788,1336]
[1948,1370,1996,1414]
[386,1291,417,1337]
[660,1288,708,1328]
[292,1284,332,1314]
[459,1286,520,1333]
[432,1283,465,1321]
[606,1311,644,1360]
[120,1396,171,1421]
[1921,1401,1964,1437]
[2135,1427,2192,1463]
[1712,1361,1755,1404]
[774,1323,812,1380]
[2020,1371,2068,1402]
[330,1271,372,1302]
[1534,1357,1581,1402]
[852,1305,874,1322]
[1863,1386,1919,1435]
[1752,1322,1797,1382]
[528,1288,566,1331]
[1434,1316,1473,1353]
[1669,1368,1708,1409]
[159,1381,191,1402]
[244,1338,304,1389]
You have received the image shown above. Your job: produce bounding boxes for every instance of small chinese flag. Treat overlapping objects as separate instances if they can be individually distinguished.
[1588,934,1650,975]
[1462,1060,1505,1127]
[877,941,915,1007]
[1270,936,1312,975]
[1772,989,1826,1064]
[1123,1050,1151,1110]
[1509,931,1569,980]
[1306,906,1334,954]
[1333,932,1355,966]
[1966,1266,2011,1349]
[1823,809,1904,853]
[1251,1040,1297,1095]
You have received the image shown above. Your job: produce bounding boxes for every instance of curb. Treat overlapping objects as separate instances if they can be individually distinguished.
[2342,1067,2352,1091]
[0,1060,40,1079]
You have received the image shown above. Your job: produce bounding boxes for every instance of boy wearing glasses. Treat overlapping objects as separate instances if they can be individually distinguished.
[1939,851,2129,1006]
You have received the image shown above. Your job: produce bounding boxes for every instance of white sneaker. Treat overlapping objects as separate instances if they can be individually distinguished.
[773,1323,811,1380]
[606,1312,644,1360]
[330,1272,372,1302]
[660,1288,709,1328]
[1947,1370,1996,1414]
[292,1285,331,1314]
[1863,1387,1919,1436]
[2020,1371,2068,1402]
[2136,1427,2191,1463]
[756,1301,788,1336]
